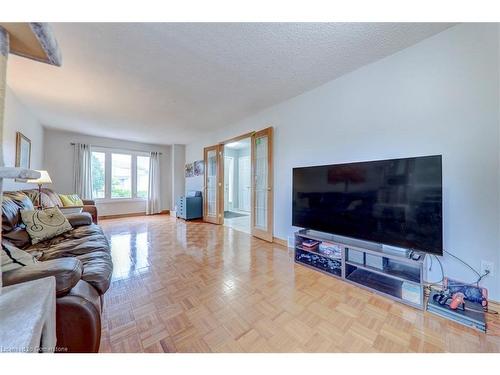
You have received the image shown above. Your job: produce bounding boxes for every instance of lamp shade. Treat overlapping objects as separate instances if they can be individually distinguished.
[26,170,52,185]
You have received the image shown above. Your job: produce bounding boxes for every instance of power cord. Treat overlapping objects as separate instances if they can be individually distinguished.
[443,249,481,279]
[426,254,445,286]
[427,249,489,287]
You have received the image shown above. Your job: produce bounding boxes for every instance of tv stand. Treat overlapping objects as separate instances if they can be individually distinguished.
[294,229,425,309]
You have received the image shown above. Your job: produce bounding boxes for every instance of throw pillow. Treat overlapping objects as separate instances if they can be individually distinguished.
[25,190,56,208]
[59,194,84,207]
[1,242,38,272]
[20,207,73,244]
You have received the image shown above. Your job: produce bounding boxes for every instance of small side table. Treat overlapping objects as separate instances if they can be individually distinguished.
[0,277,57,353]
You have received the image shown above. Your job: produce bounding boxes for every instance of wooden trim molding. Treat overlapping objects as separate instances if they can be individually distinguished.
[251,127,274,242]
[99,210,169,220]
[220,131,255,145]
[203,144,223,224]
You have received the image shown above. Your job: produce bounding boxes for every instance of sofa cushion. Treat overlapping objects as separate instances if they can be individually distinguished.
[2,258,82,297]
[1,242,38,272]
[76,251,113,295]
[2,227,31,248]
[2,191,34,231]
[42,188,64,207]
[23,188,64,208]
[23,190,53,208]
[27,224,113,295]
[28,224,109,257]
[66,212,93,227]
[21,207,73,244]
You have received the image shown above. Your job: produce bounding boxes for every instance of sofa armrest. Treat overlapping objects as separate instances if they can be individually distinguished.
[82,205,98,224]
[2,258,83,297]
[82,199,95,206]
[66,212,93,227]
[56,280,102,352]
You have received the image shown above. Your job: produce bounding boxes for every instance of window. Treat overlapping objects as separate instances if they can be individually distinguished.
[111,153,132,198]
[90,148,152,200]
[91,152,106,198]
[136,156,150,199]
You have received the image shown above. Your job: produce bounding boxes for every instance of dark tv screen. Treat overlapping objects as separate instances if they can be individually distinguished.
[292,155,443,255]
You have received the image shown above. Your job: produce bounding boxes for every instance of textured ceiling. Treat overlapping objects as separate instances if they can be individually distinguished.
[7,23,454,145]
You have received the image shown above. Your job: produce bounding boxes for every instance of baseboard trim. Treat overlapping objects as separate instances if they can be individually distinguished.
[99,210,170,220]
[489,299,500,309]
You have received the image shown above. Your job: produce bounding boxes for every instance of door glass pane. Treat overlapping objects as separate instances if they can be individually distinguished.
[238,156,251,212]
[137,156,150,199]
[224,156,234,210]
[207,149,217,216]
[91,151,106,198]
[255,136,268,229]
[111,153,132,198]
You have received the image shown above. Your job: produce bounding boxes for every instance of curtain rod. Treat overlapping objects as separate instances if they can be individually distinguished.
[70,142,162,155]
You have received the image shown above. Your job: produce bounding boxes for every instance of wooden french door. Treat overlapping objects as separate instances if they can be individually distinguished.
[251,127,273,242]
[203,144,223,224]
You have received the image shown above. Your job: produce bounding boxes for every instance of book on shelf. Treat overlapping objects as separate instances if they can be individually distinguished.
[318,241,342,258]
[301,239,320,248]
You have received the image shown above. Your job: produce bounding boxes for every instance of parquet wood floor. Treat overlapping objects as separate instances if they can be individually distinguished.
[98,215,500,353]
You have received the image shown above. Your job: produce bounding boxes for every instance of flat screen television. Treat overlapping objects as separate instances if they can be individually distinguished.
[292,155,443,255]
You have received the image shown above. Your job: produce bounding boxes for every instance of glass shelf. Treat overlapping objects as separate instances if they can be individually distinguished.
[345,265,403,299]
[295,245,341,261]
[345,248,421,283]
[294,230,425,310]
[295,248,341,277]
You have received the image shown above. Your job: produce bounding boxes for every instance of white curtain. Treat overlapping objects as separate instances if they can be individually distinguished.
[146,151,161,215]
[73,143,92,199]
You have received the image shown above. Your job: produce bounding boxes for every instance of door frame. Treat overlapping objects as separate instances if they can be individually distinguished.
[203,128,274,242]
[250,127,274,242]
[219,131,255,228]
[203,144,223,224]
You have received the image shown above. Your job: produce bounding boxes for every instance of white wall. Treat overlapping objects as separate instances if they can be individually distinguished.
[44,129,172,216]
[171,144,186,210]
[186,24,500,299]
[2,87,45,191]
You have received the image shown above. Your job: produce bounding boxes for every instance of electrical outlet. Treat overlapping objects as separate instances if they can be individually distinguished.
[480,260,495,277]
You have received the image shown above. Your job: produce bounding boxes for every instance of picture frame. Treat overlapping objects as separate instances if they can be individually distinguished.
[185,162,194,178]
[15,132,31,169]
[194,160,204,176]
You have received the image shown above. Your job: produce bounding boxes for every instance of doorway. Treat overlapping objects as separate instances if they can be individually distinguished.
[203,127,273,242]
[223,137,251,234]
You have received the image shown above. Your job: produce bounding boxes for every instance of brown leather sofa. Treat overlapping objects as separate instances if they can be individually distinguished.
[1,191,112,352]
[22,188,98,224]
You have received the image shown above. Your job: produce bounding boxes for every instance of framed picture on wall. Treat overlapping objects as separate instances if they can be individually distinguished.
[194,160,204,176]
[185,163,194,177]
[15,132,31,169]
